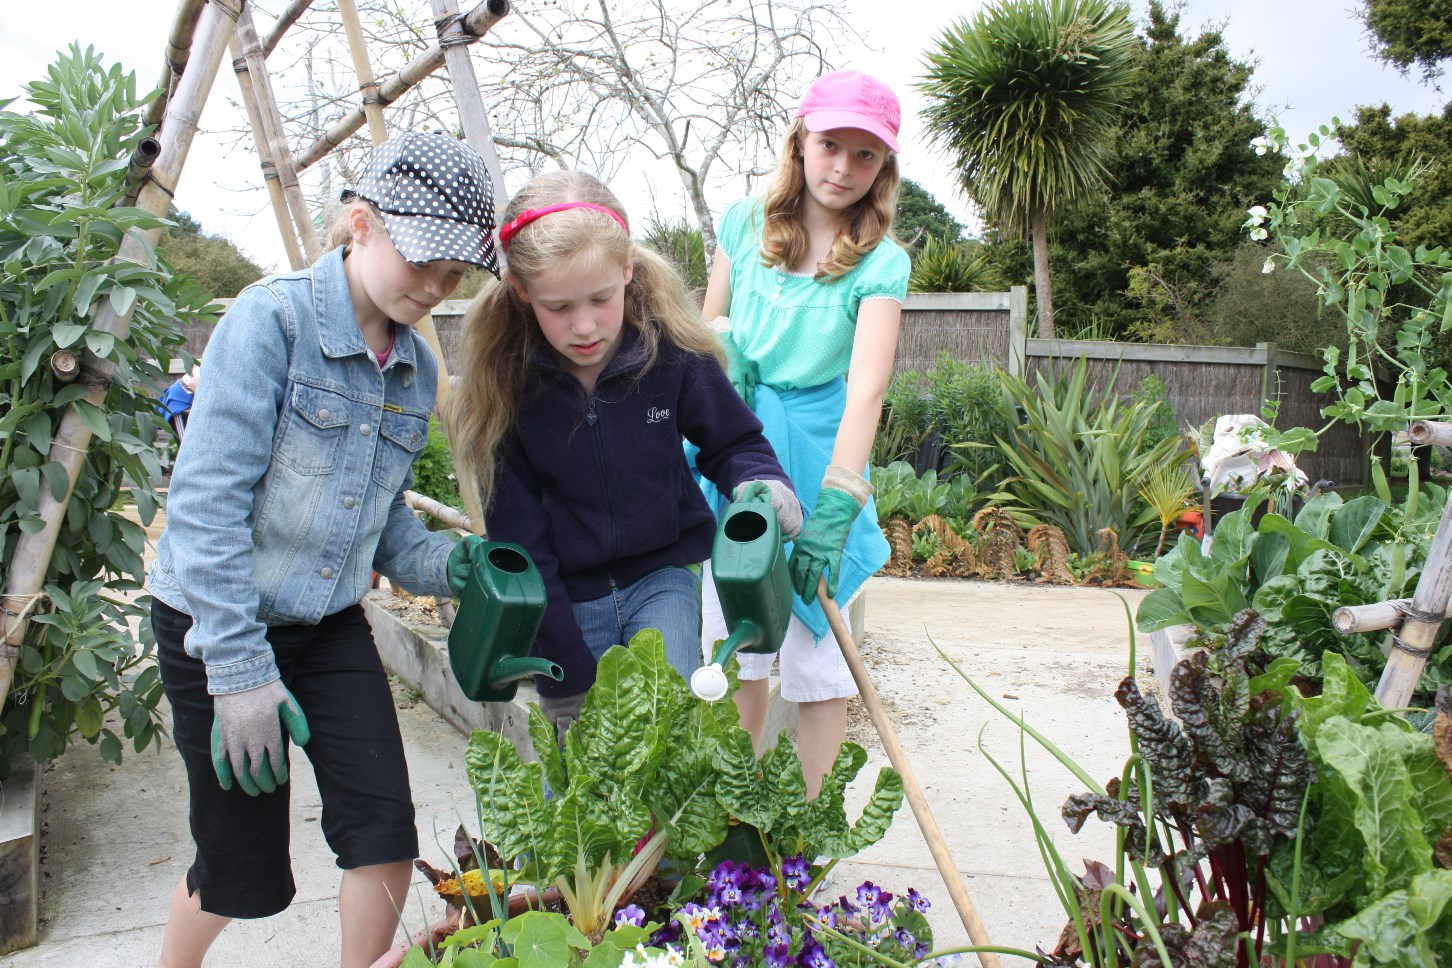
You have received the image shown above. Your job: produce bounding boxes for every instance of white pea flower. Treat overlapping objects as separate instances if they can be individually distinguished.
[1262,256,1276,274]
[1249,226,1268,241]
[1250,135,1272,155]
[1246,205,1268,223]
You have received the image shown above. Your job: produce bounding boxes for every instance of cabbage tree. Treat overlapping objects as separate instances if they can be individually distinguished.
[919,0,1138,338]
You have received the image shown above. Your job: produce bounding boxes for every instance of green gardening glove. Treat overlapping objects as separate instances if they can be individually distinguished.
[788,465,873,601]
[210,680,310,796]
[719,330,758,409]
[446,534,485,597]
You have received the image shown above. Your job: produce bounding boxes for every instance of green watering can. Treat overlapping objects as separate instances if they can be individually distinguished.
[448,541,564,702]
[691,498,792,702]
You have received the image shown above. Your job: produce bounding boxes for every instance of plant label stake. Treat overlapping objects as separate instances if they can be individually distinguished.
[816,581,1002,968]
[693,500,792,701]
[448,542,563,702]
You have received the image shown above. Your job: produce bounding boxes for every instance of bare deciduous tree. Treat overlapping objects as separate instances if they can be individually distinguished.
[249,0,861,248]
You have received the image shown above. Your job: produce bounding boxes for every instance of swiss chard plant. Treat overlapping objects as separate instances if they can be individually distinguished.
[0,45,219,774]
[463,630,904,945]
[1137,485,1451,702]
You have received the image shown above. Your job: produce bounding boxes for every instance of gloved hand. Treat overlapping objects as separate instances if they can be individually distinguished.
[788,465,873,601]
[538,690,588,744]
[718,327,758,409]
[211,680,310,796]
[446,535,485,597]
[734,479,803,539]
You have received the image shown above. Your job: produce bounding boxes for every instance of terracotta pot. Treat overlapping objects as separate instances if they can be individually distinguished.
[367,886,562,968]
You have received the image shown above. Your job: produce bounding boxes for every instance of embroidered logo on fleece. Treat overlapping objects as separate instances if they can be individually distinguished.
[646,406,670,424]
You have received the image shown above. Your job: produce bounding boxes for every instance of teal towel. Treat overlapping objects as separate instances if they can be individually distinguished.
[691,379,889,641]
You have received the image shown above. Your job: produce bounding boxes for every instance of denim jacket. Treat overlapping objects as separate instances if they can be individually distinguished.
[148,246,454,694]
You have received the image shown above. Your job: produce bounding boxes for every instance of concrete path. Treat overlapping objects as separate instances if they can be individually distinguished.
[6,576,1149,967]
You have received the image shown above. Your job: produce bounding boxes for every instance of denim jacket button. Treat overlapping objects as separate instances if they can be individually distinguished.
[360,424,372,436]
[343,497,356,509]
[320,566,333,579]
[319,407,332,421]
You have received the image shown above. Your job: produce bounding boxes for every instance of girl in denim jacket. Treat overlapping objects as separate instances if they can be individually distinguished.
[447,171,801,737]
[147,133,495,968]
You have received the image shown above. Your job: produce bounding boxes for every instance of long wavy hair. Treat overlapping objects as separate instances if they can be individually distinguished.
[448,170,722,515]
[759,118,901,281]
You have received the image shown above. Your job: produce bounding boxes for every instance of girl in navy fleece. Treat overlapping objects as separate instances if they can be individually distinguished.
[448,171,801,734]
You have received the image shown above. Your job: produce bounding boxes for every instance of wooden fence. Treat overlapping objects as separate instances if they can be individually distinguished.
[196,287,1366,486]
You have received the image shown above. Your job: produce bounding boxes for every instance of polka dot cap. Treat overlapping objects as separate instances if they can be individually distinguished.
[352,132,499,277]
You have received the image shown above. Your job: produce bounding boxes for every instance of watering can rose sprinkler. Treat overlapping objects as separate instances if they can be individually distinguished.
[447,542,564,702]
[691,495,793,701]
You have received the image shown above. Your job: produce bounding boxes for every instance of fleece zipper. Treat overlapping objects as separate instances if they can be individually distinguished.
[584,393,619,565]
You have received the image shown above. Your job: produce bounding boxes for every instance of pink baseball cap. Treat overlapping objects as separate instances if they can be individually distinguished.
[795,70,901,153]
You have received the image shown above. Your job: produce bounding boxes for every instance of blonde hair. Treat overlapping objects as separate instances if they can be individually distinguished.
[759,118,901,281]
[326,199,387,254]
[448,170,723,513]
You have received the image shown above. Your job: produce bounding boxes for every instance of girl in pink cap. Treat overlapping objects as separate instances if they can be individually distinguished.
[696,69,909,799]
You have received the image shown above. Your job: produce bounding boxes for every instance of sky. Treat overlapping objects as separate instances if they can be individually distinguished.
[1,1,1447,275]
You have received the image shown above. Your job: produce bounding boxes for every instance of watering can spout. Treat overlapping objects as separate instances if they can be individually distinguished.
[492,655,563,685]
[448,542,561,702]
[691,499,792,702]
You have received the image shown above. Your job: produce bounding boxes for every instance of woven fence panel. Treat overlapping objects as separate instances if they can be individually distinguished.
[895,308,1011,378]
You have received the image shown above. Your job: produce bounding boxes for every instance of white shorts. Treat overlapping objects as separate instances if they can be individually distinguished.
[699,561,857,702]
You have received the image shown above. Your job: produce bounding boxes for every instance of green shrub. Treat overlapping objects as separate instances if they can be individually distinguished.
[925,354,1012,484]
[908,235,1005,293]
[1130,373,1179,451]
[640,217,708,290]
[411,416,464,519]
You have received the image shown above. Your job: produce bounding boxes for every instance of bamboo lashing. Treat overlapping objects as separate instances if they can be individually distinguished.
[1,0,245,711]
[292,0,510,173]
[122,137,163,207]
[431,0,510,226]
[816,584,1002,968]
[1409,420,1452,448]
[1374,493,1452,709]
[233,5,322,266]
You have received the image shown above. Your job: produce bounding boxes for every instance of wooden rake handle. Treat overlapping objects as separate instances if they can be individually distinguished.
[817,582,1001,968]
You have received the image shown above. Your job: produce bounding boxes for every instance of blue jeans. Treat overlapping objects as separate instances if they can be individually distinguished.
[572,565,702,683]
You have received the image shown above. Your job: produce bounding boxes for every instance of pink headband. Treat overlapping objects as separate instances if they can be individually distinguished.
[498,202,629,251]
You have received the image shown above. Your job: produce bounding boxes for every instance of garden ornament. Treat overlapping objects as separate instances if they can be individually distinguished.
[1200,413,1308,497]
[211,680,310,796]
[788,464,873,600]
[691,496,793,701]
[447,542,563,702]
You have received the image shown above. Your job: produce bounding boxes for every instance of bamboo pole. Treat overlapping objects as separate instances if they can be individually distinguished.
[338,0,389,145]
[229,38,306,270]
[1336,599,1452,635]
[1375,493,1452,709]
[122,137,162,207]
[233,5,322,265]
[142,0,209,131]
[1409,420,1452,448]
[0,0,244,712]
[262,0,318,58]
[292,0,510,173]
[816,584,1002,968]
[404,491,476,533]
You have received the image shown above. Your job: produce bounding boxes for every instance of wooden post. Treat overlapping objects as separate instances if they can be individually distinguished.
[1374,493,1452,709]
[1336,599,1452,634]
[229,33,306,270]
[233,5,322,266]
[431,0,510,221]
[1257,341,1278,410]
[0,0,244,709]
[1006,284,1028,379]
[337,0,389,145]
[0,760,39,954]
[291,0,511,173]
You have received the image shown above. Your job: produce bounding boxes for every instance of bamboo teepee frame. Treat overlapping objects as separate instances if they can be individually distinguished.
[1,0,511,749]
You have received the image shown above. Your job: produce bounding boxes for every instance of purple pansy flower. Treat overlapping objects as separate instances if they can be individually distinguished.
[615,904,646,927]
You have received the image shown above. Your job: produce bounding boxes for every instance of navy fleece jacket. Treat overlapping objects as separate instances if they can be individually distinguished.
[484,326,792,698]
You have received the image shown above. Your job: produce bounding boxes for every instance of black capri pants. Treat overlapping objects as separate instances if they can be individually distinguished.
[153,598,418,919]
